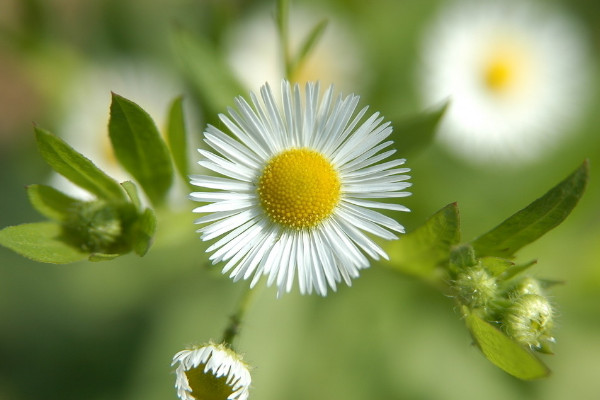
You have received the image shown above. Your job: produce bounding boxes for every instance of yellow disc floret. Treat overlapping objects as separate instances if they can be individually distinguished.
[258,148,341,229]
[484,56,514,92]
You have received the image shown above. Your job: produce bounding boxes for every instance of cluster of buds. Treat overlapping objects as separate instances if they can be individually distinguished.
[450,246,556,353]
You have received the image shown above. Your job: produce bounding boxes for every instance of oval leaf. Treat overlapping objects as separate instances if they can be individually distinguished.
[465,308,550,380]
[34,127,126,201]
[0,222,88,264]
[109,93,174,206]
[386,202,460,279]
[167,96,190,185]
[471,160,589,258]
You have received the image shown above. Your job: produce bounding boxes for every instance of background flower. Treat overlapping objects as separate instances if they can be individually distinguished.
[419,0,592,164]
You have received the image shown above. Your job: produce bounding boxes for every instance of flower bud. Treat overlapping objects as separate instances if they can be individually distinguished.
[64,200,122,252]
[172,343,251,400]
[509,277,543,298]
[455,266,497,308]
[504,294,554,349]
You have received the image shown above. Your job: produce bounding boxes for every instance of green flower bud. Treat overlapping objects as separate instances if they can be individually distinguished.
[455,266,498,308]
[172,343,251,400]
[508,277,544,299]
[64,200,122,252]
[504,294,554,350]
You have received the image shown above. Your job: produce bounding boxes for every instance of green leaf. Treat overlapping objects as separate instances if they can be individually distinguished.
[500,260,537,281]
[0,222,88,264]
[34,127,126,201]
[109,93,174,206]
[391,102,448,155]
[465,308,550,380]
[291,19,328,77]
[386,203,460,279]
[172,28,245,118]
[121,180,142,211]
[166,96,190,184]
[480,257,515,277]
[27,184,81,221]
[471,160,589,258]
[132,208,156,256]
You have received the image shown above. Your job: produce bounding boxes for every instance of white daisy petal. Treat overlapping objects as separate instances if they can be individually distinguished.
[191,80,411,296]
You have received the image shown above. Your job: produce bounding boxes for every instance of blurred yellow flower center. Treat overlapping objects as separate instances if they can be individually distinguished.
[258,148,341,229]
[482,41,531,94]
[484,56,514,92]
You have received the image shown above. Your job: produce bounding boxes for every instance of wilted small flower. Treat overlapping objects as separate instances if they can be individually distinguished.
[504,293,555,350]
[172,343,251,400]
[455,266,498,309]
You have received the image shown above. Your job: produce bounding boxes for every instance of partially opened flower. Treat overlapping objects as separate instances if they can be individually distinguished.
[172,343,251,400]
[419,0,590,164]
[190,80,411,296]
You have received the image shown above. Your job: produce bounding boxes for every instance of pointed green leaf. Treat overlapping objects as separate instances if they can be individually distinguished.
[0,222,88,264]
[386,203,460,279]
[167,96,190,184]
[27,184,81,221]
[501,260,537,281]
[109,93,174,206]
[291,19,328,76]
[121,180,142,211]
[480,257,515,277]
[391,102,448,155]
[465,308,550,380]
[472,161,589,258]
[132,208,156,256]
[172,28,244,117]
[34,127,126,201]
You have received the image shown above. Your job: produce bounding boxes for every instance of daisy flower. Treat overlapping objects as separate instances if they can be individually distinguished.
[190,80,411,297]
[172,343,251,400]
[419,0,590,164]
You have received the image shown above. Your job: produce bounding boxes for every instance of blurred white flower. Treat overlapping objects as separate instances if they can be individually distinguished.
[51,60,184,199]
[190,80,411,297]
[172,343,251,400]
[419,0,591,164]
[225,5,365,94]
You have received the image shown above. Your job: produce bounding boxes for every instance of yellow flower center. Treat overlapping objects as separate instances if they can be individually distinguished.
[481,41,532,95]
[186,364,233,400]
[258,148,341,229]
[484,56,514,92]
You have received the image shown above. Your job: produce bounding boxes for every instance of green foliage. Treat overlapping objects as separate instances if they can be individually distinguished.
[0,222,88,264]
[471,160,589,258]
[1,100,169,263]
[391,102,448,155]
[464,307,550,380]
[387,161,589,379]
[109,93,174,207]
[167,96,191,185]
[171,27,245,119]
[386,202,459,280]
[34,127,127,202]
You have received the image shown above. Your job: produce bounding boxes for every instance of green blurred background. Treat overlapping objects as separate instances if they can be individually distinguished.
[1,0,599,399]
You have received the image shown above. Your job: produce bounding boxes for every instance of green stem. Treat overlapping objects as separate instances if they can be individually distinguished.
[276,0,293,80]
[221,286,257,347]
